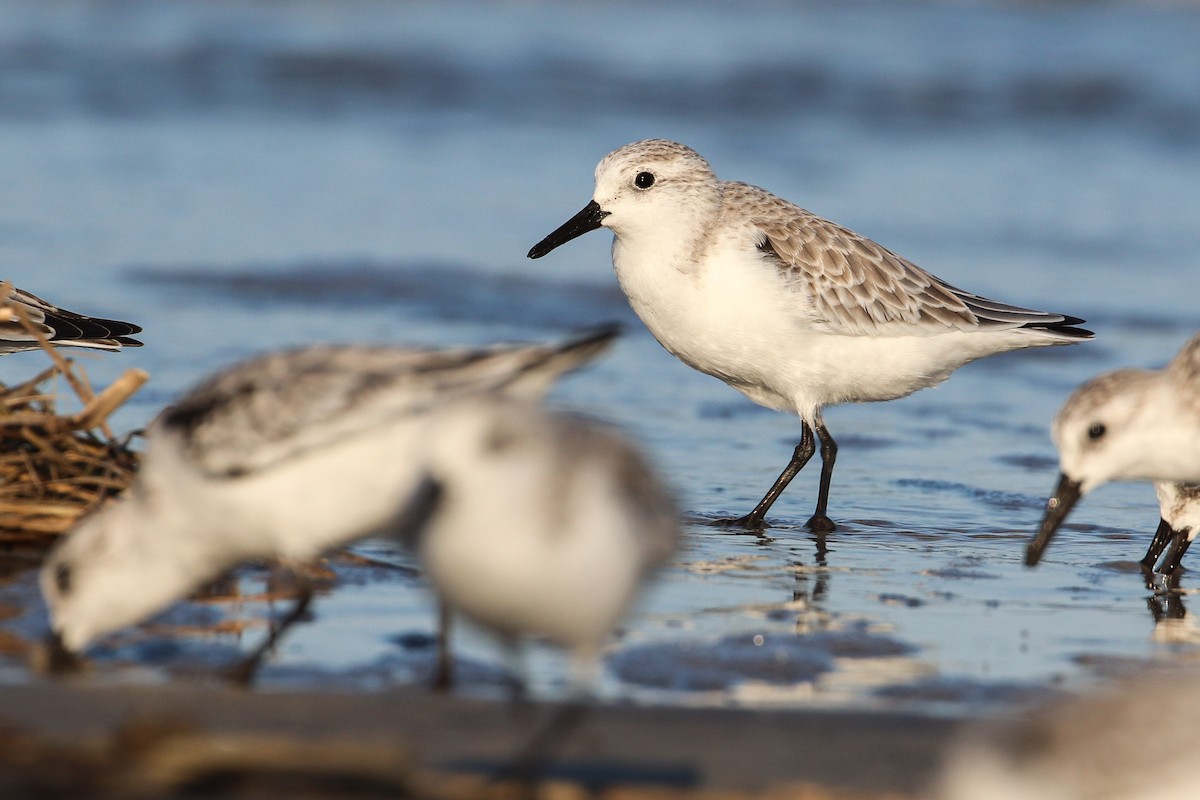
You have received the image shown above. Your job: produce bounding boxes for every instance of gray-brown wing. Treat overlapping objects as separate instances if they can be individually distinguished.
[726,183,1080,336]
[160,326,618,478]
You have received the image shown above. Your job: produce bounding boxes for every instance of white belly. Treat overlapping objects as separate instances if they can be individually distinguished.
[612,238,1036,420]
[150,418,430,565]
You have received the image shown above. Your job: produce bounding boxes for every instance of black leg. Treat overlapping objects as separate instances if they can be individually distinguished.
[500,638,530,705]
[805,422,838,533]
[227,576,314,687]
[1140,518,1175,572]
[432,600,454,691]
[718,422,817,530]
[498,701,588,787]
[1160,531,1194,577]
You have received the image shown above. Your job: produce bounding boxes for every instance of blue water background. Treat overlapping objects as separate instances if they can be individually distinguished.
[0,0,1198,713]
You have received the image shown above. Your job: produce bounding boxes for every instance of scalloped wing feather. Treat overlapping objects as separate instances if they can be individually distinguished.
[724,182,1070,337]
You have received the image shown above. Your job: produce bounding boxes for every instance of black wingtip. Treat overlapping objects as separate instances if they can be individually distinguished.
[44,311,144,345]
[557,322,621,359]
[1055,325,1095,339]
[573,321,622,344]
[536,322,621,375]
[1022,315,1094,340]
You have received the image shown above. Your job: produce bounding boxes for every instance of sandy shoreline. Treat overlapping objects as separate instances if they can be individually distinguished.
[0,682,963,797]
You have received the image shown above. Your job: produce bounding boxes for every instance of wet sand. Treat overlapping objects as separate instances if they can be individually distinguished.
[0,682,960,797]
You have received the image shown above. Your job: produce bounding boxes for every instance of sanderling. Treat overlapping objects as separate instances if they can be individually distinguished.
[1,283,142,354]
[40,325,618,670]
[399,397,679,693]
[1141,482,1200,576]
[937,668,1200,800]
[529,139,1092,531]
[1026,333,1200,567]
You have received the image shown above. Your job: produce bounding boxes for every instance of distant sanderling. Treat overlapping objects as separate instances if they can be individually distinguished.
[529,139,1092,531]
[1026,333,1200,567]
[1,283,141,354]
[398,397,680,693]
[40,325,617,668]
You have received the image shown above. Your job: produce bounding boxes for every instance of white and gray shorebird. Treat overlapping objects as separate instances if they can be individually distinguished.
[528,139,1092,531]
[1027,333,1200,567]
[39,325,618,673]
[937,667,1200,800]
[398,396,680,693]
[1,283,142,354]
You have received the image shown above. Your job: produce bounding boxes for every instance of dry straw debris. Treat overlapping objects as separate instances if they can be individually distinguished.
[0,287,147,545]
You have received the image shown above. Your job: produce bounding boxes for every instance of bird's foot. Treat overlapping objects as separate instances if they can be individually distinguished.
[712,514,769,532]
[1140,562,1159,590]
[224,657,261,688]
[804,514,837,533]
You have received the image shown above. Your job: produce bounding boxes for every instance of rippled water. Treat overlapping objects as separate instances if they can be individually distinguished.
[1,0,1198,716]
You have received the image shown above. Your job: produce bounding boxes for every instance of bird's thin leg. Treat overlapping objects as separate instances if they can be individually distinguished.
[499,651,595,787]
[1140,518,1175,573]
[502,637,529,705]
[1160,532,1194,577]
[720,421,816,530]
[806,422,838,533]
[227,571,314,687]
[499,701,588,787]
[432,600,454,691]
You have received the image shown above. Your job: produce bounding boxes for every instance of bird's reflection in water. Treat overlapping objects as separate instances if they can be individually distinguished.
[1147,589,1186,623]
[1146,571,1200,644]
[790,533,831,636]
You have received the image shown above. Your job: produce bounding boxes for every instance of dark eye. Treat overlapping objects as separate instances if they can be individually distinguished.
[634,171,655,189]
[55,563,73,595]
[1087,422,1107,441]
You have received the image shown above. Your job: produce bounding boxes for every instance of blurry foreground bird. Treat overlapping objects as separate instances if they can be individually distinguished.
[40,325,617,681]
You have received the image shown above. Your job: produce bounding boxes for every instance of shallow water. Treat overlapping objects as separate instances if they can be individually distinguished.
[1,0,1199,716]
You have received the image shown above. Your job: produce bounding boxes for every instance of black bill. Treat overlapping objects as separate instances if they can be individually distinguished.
[1025,473,1084,567]
[527,200,609,259]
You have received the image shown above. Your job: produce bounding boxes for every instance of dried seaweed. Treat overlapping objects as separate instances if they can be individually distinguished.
[0,288,147,544]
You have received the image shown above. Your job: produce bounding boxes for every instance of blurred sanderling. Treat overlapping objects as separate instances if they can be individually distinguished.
[938,667,1200,800]
[1,283,141,354]
[40,325,617,672]
[529,139,1091,531]
[1027,333,1200,567]
[399,396,680,694]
